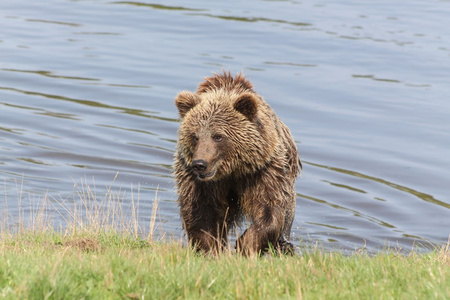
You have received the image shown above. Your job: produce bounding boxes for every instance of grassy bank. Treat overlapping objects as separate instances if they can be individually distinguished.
[1,179,449,299]
[1,231,449,299]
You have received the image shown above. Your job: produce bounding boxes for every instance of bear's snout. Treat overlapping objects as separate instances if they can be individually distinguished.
[191,159,216,180]
[192,159,207,172]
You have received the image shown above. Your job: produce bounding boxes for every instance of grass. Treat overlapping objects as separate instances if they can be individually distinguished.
[1,177,449,299]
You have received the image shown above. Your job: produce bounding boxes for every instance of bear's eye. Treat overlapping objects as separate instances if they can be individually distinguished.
[192,134,198,143]
[213,134,223,142]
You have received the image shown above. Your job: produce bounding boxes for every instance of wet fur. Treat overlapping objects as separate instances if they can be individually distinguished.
[174,71,301,255]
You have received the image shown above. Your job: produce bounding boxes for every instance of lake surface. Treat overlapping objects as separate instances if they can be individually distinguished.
[1,0,449,253]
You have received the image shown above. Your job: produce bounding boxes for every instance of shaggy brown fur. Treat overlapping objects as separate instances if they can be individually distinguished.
[174,71,301,255]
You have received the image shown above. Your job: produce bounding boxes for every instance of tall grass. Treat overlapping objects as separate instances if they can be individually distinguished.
[1,174,161,244]
[1,177,449,299]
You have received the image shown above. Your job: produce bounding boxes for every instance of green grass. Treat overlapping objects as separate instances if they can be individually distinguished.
[1,232,449,299]
[1,178,449,299]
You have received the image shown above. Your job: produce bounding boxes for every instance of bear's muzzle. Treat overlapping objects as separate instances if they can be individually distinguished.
[191,159,216,180]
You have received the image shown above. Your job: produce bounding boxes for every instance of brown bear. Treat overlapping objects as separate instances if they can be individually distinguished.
[174,71,301,255]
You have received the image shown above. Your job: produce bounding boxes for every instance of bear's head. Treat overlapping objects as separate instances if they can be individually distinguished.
[175,88,277,181]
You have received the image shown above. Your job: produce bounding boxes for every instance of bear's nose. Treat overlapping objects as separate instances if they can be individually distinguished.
[192,160,207,172]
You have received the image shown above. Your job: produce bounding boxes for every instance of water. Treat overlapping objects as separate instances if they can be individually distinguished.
[1,0,449,253]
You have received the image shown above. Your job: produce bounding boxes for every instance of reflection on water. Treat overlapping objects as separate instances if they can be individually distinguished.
[25,19,81,27]
[296,158,449,251]
[113,2,206,12]
[352,74,432,88]
[0,86,169,121]
[1,68,100,81]
[307,161,449,209]
[1,0,449,252]
[192,13,312,27]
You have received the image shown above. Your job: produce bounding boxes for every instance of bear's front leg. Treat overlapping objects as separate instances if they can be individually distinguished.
[188,228,226,254]
[236,205,284,256]
[181,203,228,254]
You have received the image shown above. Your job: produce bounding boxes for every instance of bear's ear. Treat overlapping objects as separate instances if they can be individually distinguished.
[175,91,200,118]
[233,93,259,121]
